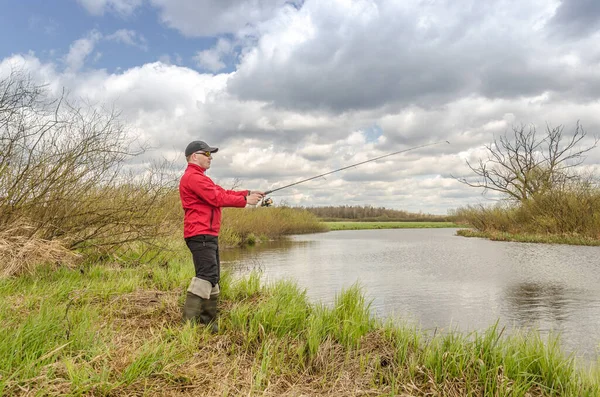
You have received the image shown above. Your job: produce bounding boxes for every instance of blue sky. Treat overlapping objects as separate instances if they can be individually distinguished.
[0,1,219,72]
[1,0,600,213]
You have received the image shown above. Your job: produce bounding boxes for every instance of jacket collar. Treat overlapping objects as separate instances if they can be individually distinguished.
[187,163,206,173]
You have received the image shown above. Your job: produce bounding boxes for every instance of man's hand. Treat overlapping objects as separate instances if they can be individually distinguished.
[250,190,265,196]
[246,192,264,206]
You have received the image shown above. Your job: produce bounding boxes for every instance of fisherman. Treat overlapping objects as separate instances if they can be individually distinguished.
[180,140,263,332]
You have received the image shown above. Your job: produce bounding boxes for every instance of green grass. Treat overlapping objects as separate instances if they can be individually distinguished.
[1,250,598,396]
[325,221,459,231]
[457,229,600,246]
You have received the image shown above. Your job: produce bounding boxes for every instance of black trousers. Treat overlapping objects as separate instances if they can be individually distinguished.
[185,235,220,287]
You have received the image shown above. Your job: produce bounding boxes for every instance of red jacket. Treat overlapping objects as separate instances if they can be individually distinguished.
[179,163,248,238]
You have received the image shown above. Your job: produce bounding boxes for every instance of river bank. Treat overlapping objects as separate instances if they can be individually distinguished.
[456,229,600,246]
[322,221,600,246]
[1,248,598,396]
[324,221,459,231]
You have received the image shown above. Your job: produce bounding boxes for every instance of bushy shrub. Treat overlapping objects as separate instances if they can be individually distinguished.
[455,183,600,238]
[0,70,177,268]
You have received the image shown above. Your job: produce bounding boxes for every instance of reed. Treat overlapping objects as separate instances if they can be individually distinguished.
[454,186,600,245]
[219,206,328,247]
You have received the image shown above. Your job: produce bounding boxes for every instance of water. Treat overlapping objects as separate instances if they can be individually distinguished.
[221,228,600,362]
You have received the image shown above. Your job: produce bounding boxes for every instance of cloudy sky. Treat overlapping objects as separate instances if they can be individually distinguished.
[2,0,600,214]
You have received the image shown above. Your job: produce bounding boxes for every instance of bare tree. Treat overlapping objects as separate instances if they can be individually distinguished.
[457,123,599,201]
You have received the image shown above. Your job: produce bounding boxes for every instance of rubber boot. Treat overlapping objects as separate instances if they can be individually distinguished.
[201,293,219,334]
[182,291,203,323]
[182,291,219,333]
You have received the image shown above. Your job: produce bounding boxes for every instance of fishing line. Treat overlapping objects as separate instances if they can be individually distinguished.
[263,140,450,196]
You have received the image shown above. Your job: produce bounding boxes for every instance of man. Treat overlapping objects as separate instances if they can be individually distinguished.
[179,140,263,332]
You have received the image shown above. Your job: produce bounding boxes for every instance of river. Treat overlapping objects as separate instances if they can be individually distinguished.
[221,228,600,363]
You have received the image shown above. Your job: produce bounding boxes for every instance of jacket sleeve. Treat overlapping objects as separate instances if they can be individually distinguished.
[188,174,247,208]
[218,186,249,197]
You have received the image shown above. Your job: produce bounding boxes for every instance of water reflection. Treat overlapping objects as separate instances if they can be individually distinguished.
[221,239,315,263]
[504,282,573,325]
[222,229,600,362]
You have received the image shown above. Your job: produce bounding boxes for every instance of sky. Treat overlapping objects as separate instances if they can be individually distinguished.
[1,0,600,214]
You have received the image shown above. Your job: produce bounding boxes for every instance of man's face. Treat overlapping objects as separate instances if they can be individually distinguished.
[193,151,212,169]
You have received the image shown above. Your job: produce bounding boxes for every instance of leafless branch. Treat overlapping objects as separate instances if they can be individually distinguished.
[457,123,599,201]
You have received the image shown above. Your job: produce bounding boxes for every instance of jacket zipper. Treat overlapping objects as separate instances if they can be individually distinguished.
[209,208,214,231]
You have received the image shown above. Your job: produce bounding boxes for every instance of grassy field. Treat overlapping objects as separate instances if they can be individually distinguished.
[2,246,598,396]
[325,221,459,231]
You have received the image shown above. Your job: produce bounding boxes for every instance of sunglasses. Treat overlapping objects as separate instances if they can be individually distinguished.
[194,151,212,158]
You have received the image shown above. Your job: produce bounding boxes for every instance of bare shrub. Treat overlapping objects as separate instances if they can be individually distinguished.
[521,186,600,236]
[0,68,178,267]
[302,205,451,221]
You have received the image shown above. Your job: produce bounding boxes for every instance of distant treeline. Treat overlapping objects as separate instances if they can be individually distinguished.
[300,205,454,222]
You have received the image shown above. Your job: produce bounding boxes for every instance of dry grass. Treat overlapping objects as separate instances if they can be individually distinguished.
[0,228,81,278]
[219,206,327,248]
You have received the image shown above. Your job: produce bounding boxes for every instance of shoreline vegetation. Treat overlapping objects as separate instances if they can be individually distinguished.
[456,229,600,246]
[325,221,459,231]
[220,207,328,248]
[2,258,599,396]
[452,187,600,247]
[224,208,460,245]
[451,123,600,248]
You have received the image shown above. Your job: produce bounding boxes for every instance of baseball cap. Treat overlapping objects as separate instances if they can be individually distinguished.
[184,141,219,157]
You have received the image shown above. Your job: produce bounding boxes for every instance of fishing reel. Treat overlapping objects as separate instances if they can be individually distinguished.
[261,197,274,207]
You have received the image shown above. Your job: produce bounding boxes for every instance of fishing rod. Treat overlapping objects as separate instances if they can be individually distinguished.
[261,140,450,206]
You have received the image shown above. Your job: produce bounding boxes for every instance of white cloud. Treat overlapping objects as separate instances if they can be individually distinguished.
[158,53,183,66]
[6,53,599,213]
[297,143,333,161]
[193,38,233,72]
[158,54,172,64]
[106,29,148,51]
[76,0,143,16]
[149,0,292,37]
[76,0,295,36]
[63,29,150,72]
[64,30,102,72]
[225,0,600,114]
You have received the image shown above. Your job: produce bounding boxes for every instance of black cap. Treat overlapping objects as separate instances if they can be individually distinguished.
[185,141,219,157]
